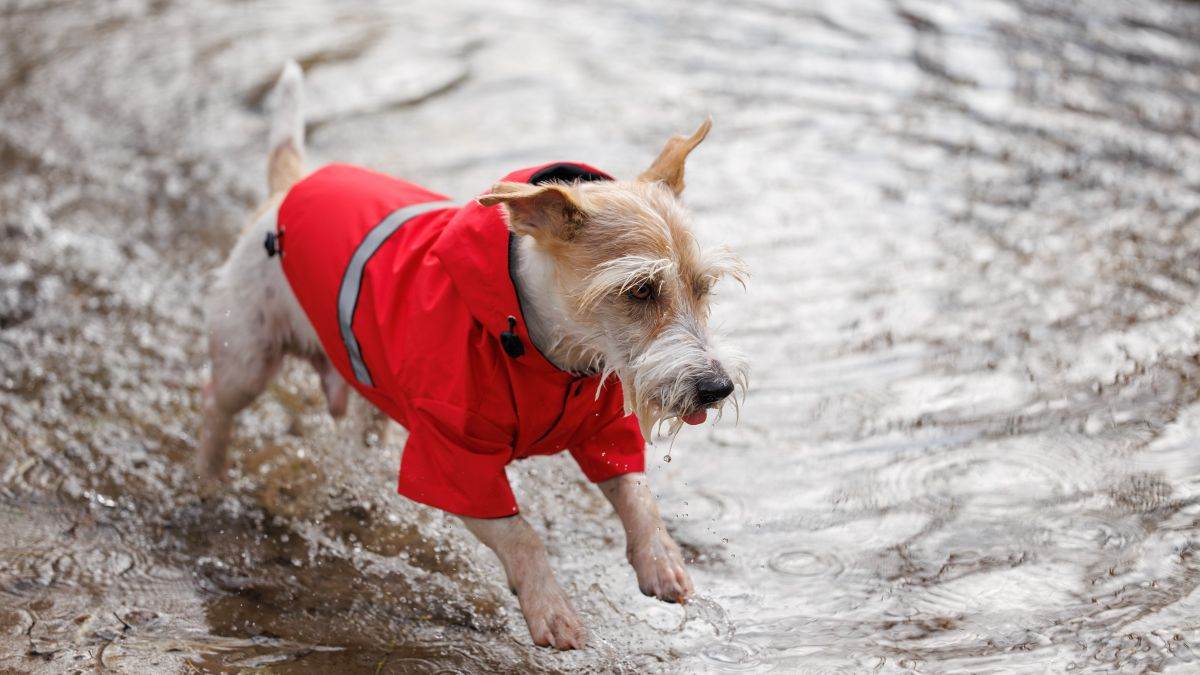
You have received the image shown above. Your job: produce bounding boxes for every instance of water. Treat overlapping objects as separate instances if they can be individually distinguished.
[3,0,1200,671]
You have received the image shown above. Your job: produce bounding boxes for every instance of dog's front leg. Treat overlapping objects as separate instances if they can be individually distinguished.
[598,473,694,603]
[459,514,586,649]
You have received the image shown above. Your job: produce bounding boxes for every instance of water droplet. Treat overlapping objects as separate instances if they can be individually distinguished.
[663,454,672,463]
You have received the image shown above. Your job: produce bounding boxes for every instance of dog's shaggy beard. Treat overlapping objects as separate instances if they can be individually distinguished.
[543,324,748,443]
[610,325,748,442]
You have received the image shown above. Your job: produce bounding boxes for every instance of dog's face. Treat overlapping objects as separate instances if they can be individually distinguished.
[480,120,748,439]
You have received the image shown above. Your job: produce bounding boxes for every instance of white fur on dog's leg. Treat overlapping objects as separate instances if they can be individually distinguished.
[323,371,349,419]
[307,351,349,419]
[197,341,282,485]
[598,473,694,604]
[197,380,233,485]
[198,266,286,487]
[460,514,588,650]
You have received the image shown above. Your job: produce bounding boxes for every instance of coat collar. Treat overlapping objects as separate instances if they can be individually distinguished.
[431,162,613,379]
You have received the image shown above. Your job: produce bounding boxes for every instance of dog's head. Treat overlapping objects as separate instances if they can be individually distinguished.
[479,119,747,439]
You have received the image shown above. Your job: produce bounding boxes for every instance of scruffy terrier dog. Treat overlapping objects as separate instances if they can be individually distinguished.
[200,62,747,649]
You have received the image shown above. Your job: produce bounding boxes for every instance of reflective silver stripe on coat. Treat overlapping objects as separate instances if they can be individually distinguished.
[338,200,456,387]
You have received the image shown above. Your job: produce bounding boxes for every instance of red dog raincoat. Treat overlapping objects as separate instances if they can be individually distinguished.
[276,162,645,518]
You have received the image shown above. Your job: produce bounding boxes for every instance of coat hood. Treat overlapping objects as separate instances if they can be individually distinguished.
[430,162,613,377]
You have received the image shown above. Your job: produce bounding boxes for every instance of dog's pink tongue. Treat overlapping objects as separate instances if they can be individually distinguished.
[682,410,707,425]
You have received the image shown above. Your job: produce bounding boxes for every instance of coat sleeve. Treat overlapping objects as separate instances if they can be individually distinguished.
[397,398,519,518]
[569,411,646,483]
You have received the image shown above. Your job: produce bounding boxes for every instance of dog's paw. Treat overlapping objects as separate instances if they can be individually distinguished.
[629,531,694,604]
[516,582,587,650]
[195,462,229,498]
[194,449,228,490]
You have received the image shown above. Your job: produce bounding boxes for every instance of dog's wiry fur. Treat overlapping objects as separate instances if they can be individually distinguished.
[200,62,746,650]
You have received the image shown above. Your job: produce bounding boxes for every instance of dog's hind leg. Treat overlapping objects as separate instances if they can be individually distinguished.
[198,341,282,484]
[198,201,299,483]
[307,351,349,419]
[199,201,320,484]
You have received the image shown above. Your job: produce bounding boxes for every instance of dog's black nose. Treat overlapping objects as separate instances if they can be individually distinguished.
[695,374,735,405]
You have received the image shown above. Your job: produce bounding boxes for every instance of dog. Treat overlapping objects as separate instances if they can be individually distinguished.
[199,61,747,650]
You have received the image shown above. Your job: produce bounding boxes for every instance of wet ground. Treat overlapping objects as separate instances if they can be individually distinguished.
[3,0,1200,671]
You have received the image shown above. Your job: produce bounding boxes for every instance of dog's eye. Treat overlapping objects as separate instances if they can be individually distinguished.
[627,282,655,301]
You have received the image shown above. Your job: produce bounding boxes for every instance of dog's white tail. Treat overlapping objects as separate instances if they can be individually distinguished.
[267,60,305,195]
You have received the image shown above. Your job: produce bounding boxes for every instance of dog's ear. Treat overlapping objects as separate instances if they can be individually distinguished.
[478,182,588,241]
[637,117,711,196]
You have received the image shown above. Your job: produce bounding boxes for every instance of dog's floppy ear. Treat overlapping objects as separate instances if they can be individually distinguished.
[478,182,587,241]
[637,117,711,196]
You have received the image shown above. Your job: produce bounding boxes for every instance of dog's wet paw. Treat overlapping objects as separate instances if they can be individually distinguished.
[194,452,228,492]
[629,532,694,604]
[517,582,587,650]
